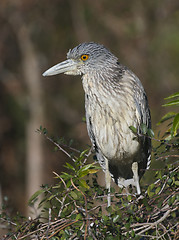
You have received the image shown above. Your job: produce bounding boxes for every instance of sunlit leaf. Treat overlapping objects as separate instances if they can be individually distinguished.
[164,92,179,100]
[171,113,179,136]
[79,179,89,189]
[79,149,89,158]
[174,181,179,186]
[157,112,176,125]
[113,215,120,223]
[78,165,99,177]
[129,126,137,133]
[65,162,75,171]
[147,184,155,198]
[75,213,82,220]
[155,187,161,194]
[78,170,89,178]
[162,99,179,107]
[88,168,99,174]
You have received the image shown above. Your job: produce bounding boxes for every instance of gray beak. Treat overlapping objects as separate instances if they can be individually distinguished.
[42,59,79,76]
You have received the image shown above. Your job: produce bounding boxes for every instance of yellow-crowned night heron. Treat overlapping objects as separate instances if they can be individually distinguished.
[43,42,151,206]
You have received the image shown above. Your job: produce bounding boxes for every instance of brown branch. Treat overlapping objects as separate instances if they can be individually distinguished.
[137,209,171,235]
[159,222,178,240]
[48,220,79,239]
[156,155,179,161]
[71,178,89,240]
[43,134,76,162]
[45,208,51,238]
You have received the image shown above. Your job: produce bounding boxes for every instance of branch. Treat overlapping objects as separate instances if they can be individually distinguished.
[136,209,171,235]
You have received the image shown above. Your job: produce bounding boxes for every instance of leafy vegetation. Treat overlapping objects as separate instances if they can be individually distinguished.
[0,94,178,239]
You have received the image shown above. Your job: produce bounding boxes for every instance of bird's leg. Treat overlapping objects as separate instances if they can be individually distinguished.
[132,162,141,195]
[105,157,111,207]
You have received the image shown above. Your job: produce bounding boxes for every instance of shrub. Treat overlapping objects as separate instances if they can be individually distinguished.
[1,93,178,239]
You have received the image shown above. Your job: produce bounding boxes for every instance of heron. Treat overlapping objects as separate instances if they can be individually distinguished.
[43,42,151,206]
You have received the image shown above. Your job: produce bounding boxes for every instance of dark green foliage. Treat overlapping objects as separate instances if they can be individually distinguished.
[161,92,179,137]
[1,95,178,239]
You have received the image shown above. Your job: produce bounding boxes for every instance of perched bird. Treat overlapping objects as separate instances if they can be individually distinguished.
[43,42,151,206]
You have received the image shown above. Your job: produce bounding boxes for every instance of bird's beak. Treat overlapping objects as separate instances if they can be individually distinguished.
[43,59,80,76]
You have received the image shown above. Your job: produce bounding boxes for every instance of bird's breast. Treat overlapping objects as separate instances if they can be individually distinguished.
[82,74,140,162]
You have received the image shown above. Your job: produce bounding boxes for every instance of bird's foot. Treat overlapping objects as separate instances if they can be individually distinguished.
[105,158,111,207]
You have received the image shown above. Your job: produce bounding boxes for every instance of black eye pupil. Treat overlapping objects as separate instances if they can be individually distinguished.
[81,54,88,61]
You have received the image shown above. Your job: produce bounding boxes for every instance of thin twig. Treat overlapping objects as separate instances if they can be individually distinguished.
[48,220,79,239]
[71,178,89,240]
[158,222,178,240]
[45,208,51,238]
[53,171,67,188]
[47,135,76,162]
[137,209,171,235]
[156,154,179,161]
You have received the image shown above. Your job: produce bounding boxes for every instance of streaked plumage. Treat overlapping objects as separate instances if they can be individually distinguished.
[43,42,151,206]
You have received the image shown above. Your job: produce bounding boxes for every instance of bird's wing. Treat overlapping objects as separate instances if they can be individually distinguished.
[112,66,152,176]
[125,69,152,175]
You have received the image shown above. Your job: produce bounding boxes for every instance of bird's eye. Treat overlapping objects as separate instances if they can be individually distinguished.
[81,54,89,61]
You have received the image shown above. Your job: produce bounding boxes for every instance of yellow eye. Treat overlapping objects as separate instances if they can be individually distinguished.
[81,54,89,61]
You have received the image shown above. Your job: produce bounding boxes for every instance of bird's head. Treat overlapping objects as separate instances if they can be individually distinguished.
[43,42,118,77]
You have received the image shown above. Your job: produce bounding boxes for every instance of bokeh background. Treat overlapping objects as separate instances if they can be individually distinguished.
[0,0,178,218]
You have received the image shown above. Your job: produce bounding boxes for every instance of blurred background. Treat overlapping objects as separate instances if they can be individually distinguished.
[0,0,178,218]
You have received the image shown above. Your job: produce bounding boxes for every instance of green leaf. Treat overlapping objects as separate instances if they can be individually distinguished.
[65,162,75,171]
[162,99,179,107]
[157,112,176,125]
[124,223,130,230]
[155,187,161,194]
[70,191,78,200]
[54,146,58,152]
[47,195,55,201]
[79,149,89,158]
[102,215,109,223]
[66,180,72,188]
[167,178,173,185]
[141,123,148,134]
[113,215,120,223]
[168,196,176,206]
[81,163,95,171]
[42,128,48,135]
[78,170,89,178]
[147,128,155,137]
[127,195,132,201]
[147,184,155,198]
[75,213,82,220]
[82,116,86,122]
[171,212,176,218]
[164,92,179,100]
[88,169,99,174]
[174,181,179,186]
[28,190,44,205]
[131,230,135,238]
[171,113,179,136]
[129,126,137,134]
[61,172,74,179]
[106,236,114,240]
[78,179,89,189]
